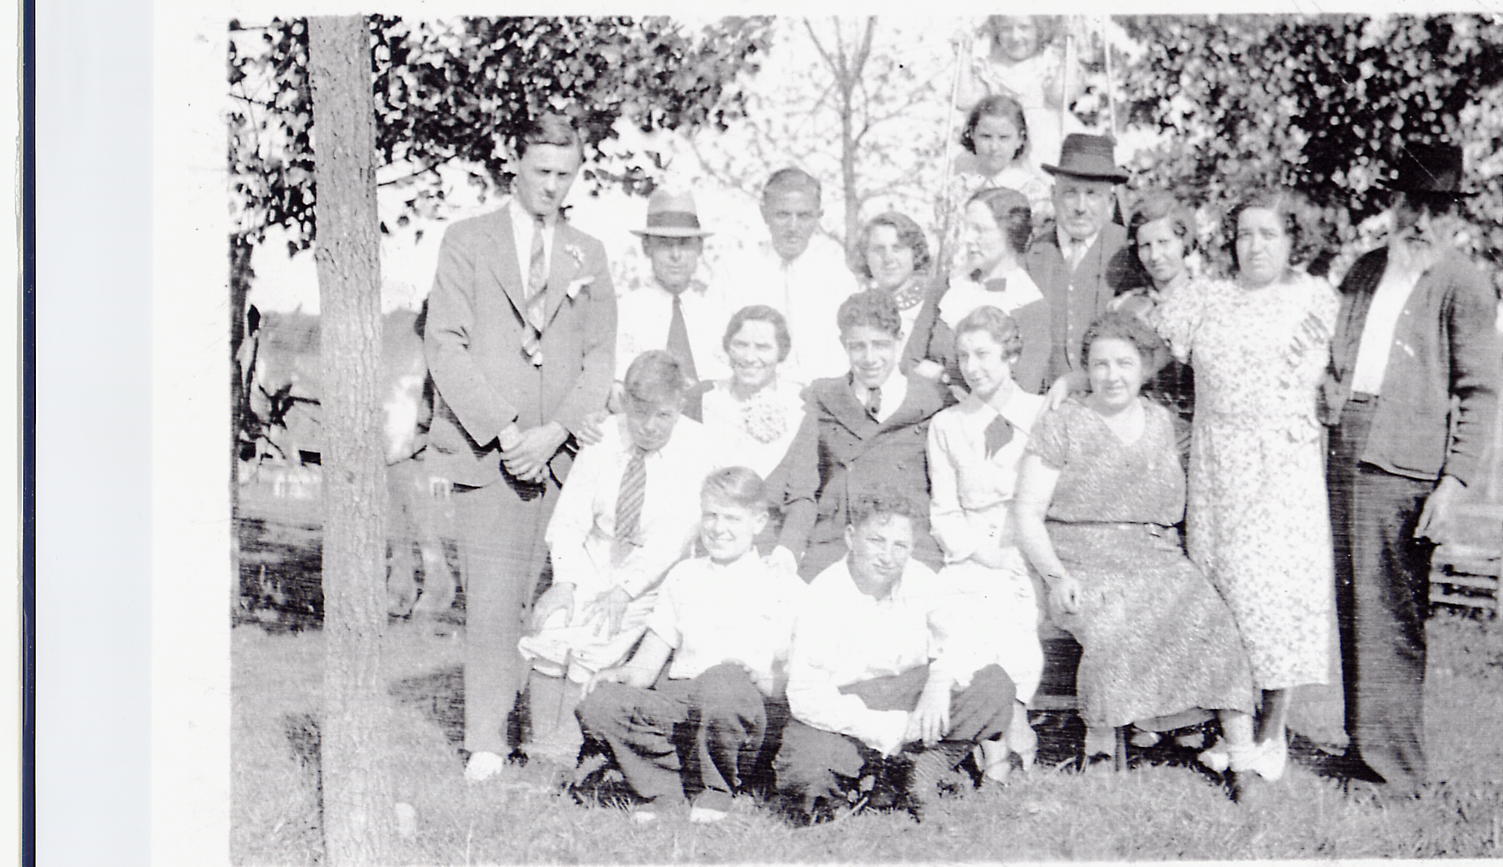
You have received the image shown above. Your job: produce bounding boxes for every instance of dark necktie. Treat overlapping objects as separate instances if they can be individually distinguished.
[666,294,698,381]
[612,447,648,565]
[865,386,882,421]
[984,414,1013,457]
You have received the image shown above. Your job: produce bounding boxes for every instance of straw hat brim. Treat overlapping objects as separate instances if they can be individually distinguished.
[629,227,714,238]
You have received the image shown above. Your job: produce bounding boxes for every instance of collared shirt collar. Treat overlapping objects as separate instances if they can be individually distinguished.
[964,385,1033,431]
[849,369,908,419]
[1056,225,1099,259]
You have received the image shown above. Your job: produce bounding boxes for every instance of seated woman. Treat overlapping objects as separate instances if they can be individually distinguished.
[689,305,806,479]
[1012,312,1261,783]
[907,187,1050,394]
[521,350,723,760]
[926,306,1045,783]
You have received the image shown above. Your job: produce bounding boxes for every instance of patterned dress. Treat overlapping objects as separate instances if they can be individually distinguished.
[1153,273,1340,692]
[1027,398,1255,729]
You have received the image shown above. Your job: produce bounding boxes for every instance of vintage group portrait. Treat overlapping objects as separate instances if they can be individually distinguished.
[160,6,1503,863]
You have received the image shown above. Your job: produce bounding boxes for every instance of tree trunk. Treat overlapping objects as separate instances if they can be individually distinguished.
[308,15,392,865]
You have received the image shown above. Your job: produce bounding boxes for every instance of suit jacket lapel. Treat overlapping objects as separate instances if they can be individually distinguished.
[485,205,529,322]
[817,378,875,439]
[541,222,582,328]
[882,375,941,429]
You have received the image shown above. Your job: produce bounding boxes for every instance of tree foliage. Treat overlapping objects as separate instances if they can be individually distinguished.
[1118,13,1503,283]
[229,16,773,255]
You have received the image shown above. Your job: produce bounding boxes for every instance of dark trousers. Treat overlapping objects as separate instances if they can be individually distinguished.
[1329,397,1435,791]
[577,663,781,809]
[774,664,1015,808]
[454,476,556,754]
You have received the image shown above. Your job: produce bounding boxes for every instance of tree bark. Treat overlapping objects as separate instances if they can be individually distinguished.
[308,15,392,865]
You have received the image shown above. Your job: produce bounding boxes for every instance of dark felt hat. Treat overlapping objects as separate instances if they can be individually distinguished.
[1387,142,1476,199]
[1042,133,1129,183]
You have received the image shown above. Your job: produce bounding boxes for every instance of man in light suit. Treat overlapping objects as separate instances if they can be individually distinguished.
[1324,141,1500,796]
[1024,133,1135,389]
[424,113,616,782]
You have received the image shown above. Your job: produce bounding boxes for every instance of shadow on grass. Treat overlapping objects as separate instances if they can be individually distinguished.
[388,665,466,755]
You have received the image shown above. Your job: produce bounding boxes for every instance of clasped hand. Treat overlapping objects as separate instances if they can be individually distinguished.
[500,421,566,484]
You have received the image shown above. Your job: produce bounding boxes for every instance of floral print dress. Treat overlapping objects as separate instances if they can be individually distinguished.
[1153,273,1340,692]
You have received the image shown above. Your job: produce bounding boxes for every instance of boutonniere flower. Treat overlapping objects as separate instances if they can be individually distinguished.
[564,243,586,269]
[565,274,594,302]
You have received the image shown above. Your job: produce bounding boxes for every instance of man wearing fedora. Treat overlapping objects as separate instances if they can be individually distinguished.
[615,188,731,386]
[424,112,617,782]
[1324,141,1500,795]
[1025,133,1136,390]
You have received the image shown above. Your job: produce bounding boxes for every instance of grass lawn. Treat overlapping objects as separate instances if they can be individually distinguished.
[232,614,1503,864]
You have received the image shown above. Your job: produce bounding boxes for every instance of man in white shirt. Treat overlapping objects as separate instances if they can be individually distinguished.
[576,467,806,824]
[615,188,731,386]
[726,167,860,386]
[520,351,722,762]
[773,489,1017,823]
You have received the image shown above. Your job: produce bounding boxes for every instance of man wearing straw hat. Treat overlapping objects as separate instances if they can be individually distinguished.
[1324,141,1500,797]
[614,188,730,387]
[1025,133,1135,390]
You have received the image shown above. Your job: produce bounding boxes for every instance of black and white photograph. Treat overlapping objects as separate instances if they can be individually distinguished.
[140,7,1503,863]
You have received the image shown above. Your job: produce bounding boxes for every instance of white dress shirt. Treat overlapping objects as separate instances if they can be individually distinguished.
[647,551,807,696]
[614,278,732,381]
[786,556,977,755]
[1350,249,1426,395]
[937,265,1046,330]
[926,389,1045,563]
[1056,225,1099,272]
[926,388,1047,702]
[523,416,724,681]
[724,236,860,386]
[545,415,721,600]
[849,370,909,424]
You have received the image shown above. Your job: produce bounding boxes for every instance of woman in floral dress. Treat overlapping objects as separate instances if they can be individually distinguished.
[1013,311,1258,775]
[1153,189,1344,776]
[693,305,805,478]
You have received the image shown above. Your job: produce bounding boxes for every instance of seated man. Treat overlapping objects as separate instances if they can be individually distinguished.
[771,290,949,580]
[521,350,721,761]
[774,489,1017,823]
[577,466,806,824]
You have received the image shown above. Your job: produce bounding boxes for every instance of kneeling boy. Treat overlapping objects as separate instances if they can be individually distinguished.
[774,489,1017,823]
[577,467,805,823]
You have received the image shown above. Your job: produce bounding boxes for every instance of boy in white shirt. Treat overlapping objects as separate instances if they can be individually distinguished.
[774,489,1017,823]
[577,467,806,824]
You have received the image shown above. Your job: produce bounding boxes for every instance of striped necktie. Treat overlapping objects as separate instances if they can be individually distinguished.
[525,214,548,331]
[612,446,649,565]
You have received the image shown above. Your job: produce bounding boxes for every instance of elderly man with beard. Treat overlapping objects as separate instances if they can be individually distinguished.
[1323,141,1501,797]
